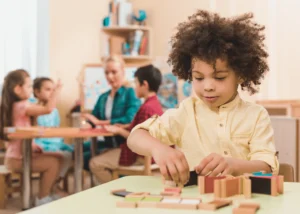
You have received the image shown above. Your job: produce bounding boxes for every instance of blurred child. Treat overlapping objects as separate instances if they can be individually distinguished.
[89,64,163,183]
[0,69,66,206]
[128,10,279,186]
[33,77,73,188]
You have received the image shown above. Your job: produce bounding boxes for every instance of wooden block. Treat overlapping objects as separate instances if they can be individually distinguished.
[239,202,260,210]
[172,198,201,210]
[214,179,221,198]
[164,187,182,193]
[160,191,180,196]
[277,175,284,194]
[116,201,136,208]
[137,196,162,208]
[198,199,232,210]
[243,178,252,198]
[199,176,227,194]
[233,202,260,214]
[124,196,144,202]
[238,176,243,194]
[198,176,205,194]
[156,197,182,209]
[271,177,278,196]
[233,207,258,214]
[224,177,240,197]
[250,176,273,195]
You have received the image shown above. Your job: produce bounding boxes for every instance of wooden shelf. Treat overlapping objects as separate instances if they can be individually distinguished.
[101,55,152,62]
[102,25,151,33]
[123,55,151,60]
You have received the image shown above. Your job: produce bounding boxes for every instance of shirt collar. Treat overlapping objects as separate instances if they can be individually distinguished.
[107,86,125,96]
[144,95,158,104]
[219,93,241,110]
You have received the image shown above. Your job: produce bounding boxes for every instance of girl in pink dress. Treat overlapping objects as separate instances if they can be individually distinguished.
[0,69,65,206]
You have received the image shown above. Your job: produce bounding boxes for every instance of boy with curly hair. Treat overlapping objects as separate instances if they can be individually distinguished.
[127,10,279,186]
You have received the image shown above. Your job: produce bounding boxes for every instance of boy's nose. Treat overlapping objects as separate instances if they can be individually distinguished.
[204,80,215,91]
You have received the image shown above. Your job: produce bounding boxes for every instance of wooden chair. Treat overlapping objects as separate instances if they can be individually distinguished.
[112,156,160,180]
[279,163,295,182]
[0,165,22,209]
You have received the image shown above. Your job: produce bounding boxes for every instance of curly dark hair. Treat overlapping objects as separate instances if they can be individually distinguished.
[168,10,269,94]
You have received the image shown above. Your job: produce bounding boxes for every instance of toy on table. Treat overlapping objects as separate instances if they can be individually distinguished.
[113,170,286,212]
[214,176,252,199]
[116,193,232,210]
[233,202,260,214]
[198,199,232,211]
[249,175,284,196]
[160,187,181,196]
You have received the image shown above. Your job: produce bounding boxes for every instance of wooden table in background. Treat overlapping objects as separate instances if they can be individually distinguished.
[6,127,113,210]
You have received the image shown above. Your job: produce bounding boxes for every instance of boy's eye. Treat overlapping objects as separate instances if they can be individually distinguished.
[215,77,226,80]
[194,77,203,81]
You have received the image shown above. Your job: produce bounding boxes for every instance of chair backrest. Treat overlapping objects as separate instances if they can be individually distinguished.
[279,163,295,182]
[270,116,298,181]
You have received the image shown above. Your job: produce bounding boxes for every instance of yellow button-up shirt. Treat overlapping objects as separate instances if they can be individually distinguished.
[132,94,279,174]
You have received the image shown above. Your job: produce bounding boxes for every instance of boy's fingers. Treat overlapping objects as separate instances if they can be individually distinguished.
[220,168,231,176]
[167,162,179,184]
[174,159,189,185]
[196,154,215,173]
[200,158,219,176]
[160,164,170,181]
[180,157,190,183]
[209,162,226,177]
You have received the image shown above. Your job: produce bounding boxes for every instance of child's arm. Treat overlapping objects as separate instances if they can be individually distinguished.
[26,80,62,117]
[194,153,271,176]
[128,129,190,185]
[128,106,190,185]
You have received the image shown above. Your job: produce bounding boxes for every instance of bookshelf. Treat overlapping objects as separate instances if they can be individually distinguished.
[101,25,152,63]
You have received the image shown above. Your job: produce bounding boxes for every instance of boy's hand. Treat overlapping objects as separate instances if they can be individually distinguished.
[152,144,190,186]
[194,153,236,176]
[104,125,121,134]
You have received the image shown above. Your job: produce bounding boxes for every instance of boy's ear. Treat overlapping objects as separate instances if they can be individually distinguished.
[142,80,149,89]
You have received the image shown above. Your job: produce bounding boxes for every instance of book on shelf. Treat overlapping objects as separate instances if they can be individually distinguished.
[108,0,133,26]
[106,30,148,58]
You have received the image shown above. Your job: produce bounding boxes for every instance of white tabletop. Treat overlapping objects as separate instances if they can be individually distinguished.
[19,176,300,214]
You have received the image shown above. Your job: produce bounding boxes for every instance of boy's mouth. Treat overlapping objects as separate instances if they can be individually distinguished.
[203,96,218,102]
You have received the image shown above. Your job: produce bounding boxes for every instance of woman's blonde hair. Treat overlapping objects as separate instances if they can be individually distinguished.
[104,55,125,69]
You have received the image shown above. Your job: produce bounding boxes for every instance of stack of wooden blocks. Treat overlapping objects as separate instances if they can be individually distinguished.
[113,171,284,213]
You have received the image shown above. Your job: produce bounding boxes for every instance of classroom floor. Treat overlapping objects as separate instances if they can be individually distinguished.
[1,172,93,214]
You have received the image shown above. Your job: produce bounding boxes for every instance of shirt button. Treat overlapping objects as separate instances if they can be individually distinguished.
[224,151,228,155]
[219,123,223,127]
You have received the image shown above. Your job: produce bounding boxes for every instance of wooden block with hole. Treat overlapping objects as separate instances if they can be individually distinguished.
[214,177,241,198]
[198,176,226,194]
[249,175,283,196]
